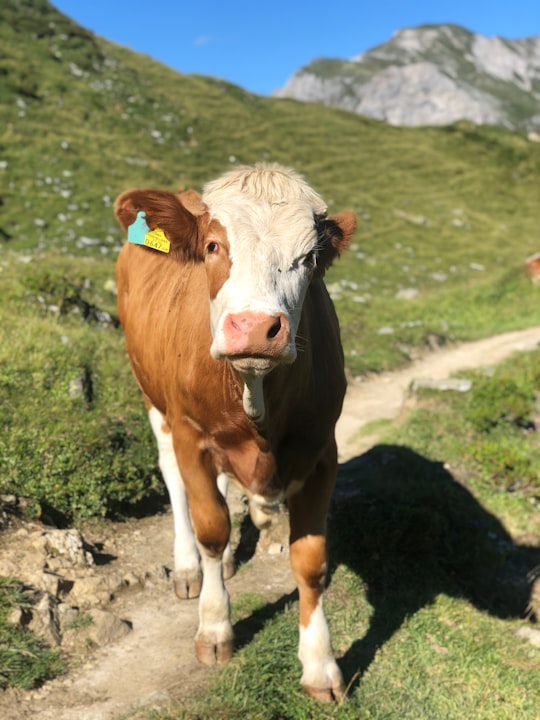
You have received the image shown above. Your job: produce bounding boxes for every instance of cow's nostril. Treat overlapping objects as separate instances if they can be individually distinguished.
[267,317,282,340]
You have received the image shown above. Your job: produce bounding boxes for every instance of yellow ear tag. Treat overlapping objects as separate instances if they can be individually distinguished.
[127,211,170,253]
[144,227,170,253]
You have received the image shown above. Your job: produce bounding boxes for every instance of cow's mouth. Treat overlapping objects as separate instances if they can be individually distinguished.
[229,356,277,376]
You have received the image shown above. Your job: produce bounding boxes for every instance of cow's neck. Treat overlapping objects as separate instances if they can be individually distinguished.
[239,373,266,424]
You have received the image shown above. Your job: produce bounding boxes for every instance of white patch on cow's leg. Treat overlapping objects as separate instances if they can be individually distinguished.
[298,596,345,702]
[148,407,202,599]
[195,549,234,666]
[217,472,235,580]
[240,373,265,422]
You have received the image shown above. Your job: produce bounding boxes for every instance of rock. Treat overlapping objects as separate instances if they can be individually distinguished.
[29,593,61,646]
[68,574,117,607]
[516,626,540,647]
[139,690,174,707]
[43,529,94,569]
[410,377,473,393]
[7,605,32,628]
[86,609,132,646]
[0,494,17,505]
[396,287,420,300]
[393,208,427,225]
[122,571,143,590]
[275,25,540,132]
[57,603,81,633]
[41,570,74,599]
[68,377,86,399]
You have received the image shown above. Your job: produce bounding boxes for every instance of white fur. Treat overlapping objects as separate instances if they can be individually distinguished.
[148,407,200,585]
[148,408,234,595]
[298,596,344,691]
[203,164,327,367]
[195,551,233,648]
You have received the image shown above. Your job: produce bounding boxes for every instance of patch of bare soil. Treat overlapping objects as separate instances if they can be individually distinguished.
[1,326,539,720]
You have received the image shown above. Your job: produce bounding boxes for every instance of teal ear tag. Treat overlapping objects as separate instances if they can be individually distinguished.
[127,210,171,253]
[128,210,151,246]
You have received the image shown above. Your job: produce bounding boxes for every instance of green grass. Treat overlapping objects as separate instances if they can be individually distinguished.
[0,252,165,523]
[386,349,540,506]
[0,577,65,689]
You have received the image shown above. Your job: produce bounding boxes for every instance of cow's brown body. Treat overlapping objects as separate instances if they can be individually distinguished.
[115,163,356,701]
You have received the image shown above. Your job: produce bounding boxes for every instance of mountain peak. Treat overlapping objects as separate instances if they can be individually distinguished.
[275,24,540,131]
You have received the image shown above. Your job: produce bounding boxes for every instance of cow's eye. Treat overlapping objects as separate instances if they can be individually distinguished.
[302,250,317,270]
[206,241,219,254]
[289,250,317,272]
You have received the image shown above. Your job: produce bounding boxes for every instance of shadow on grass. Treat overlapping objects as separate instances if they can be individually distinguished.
[331,444,540,688]
[226,443,539,692]
[233,589,299,652]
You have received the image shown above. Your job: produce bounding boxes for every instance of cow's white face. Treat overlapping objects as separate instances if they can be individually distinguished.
[203,194,322,376]
[201,164,354,382]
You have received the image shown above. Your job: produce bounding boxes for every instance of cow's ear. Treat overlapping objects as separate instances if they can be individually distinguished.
[314,210,357,277]
[178,189,207,217]
[114,188,205,261]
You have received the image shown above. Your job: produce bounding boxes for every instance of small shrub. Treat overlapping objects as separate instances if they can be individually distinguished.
[466,426,539,495]
[465,375,534,432]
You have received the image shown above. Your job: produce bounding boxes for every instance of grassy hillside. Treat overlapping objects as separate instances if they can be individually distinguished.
[1,0,540,517]
[2,3,540,375]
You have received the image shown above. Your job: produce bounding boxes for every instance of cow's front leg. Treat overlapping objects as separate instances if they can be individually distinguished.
[288,456,345,702]
[148,406,201,598]
[173,427,234,665]
[191,490,234,665]
[194,543,234,665]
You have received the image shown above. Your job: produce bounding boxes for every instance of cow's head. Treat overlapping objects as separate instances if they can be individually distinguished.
[201,164,356,378]
[114,164,356,421]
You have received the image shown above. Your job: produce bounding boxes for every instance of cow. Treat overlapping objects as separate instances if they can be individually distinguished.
[114,163,356,702]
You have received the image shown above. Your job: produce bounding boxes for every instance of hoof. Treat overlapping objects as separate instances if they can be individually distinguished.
[173,570,202,599]
[195,639,234,666]
[303,682,346,703]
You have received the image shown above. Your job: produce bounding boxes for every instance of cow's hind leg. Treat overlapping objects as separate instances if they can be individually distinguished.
[148,405,202,599]
[288,448,345,702]
[217,472,235,581]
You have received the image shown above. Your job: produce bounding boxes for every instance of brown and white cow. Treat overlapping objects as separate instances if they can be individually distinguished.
[114,163,356,701]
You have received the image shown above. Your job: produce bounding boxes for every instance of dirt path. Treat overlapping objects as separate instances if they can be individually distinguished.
[2,326,539,720]
[337,325,540,459]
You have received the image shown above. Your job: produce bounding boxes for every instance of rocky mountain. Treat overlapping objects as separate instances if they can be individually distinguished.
[275,24,540,131]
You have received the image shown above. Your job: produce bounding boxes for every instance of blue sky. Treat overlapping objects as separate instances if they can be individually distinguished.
[51,0,540,96]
